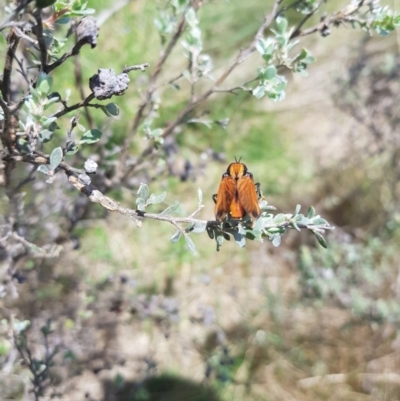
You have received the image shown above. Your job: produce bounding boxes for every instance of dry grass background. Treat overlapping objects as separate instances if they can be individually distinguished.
[2,1,400,400]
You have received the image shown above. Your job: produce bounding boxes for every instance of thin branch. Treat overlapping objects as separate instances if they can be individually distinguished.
[1,28,20,102]
[114,10,189,182]
[45,40,85,74]
[33,9,48,72]
[52,93,95,118]
[123,63,150,73]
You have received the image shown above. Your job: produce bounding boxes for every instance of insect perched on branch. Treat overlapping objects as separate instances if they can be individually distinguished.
[213,159,261,226]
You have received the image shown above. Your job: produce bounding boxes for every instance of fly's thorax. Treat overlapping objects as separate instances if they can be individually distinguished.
[227,162,247,180]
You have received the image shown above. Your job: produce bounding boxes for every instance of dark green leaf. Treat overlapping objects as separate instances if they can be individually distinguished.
[313,230,327,248]
[207,227,215,240]
[80,129,103,144]
[17,138,30,153]
[222,232,230,241]
[36,0,56,8]
[49,147,63,170]
[104,103,120,116]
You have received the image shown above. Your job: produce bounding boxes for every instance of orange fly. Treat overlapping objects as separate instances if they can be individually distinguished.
[213,160,261,225]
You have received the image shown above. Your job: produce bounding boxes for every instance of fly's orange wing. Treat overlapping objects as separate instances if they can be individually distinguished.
[214,174,236,221]
[237,173,261,221]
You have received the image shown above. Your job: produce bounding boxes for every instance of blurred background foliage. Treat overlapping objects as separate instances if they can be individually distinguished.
[2,0,400,400]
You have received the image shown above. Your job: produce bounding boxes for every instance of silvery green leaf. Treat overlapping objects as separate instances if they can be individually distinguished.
[276,16,288,34]
[216,234,224,251]
[191,221,207,233]
[271,234,282,247]
[49,147,63,170]
[307,206,316,218]
[36,72,53,96]
[197,188,203,206]
[77,123,86,132]
[312,217,328,225]
[137,183,149,201]
[295,214,310,225]
[294,204,301,215]
[80,129,102,144]
[187,118,213,129]
[264,65,277,80]
[238,223,246,235]
[66,144,79,155]
[41,117,57,128]
[170,230,182,244]
[38,165,50,175]
[160,203,179,216]
[39,129,54,143]
[252,85,266,99]
[147,191,166,205]
[291,222,301,232]
[184,234,196,253]
[253,217,264,232]
[233,231,246,248]
[273,214,286,224]
[12,319,31,334]
[136,197,146,211]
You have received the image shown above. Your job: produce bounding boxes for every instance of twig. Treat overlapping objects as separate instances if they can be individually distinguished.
[74,54,94,127]
[52,93,95,118]
[1,28,20,103]
[123,63,150,73]
[33,9,48,72]
[45,39,90,74]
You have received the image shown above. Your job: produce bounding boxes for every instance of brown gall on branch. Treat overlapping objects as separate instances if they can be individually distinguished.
[89,69,130,100]
[51,63,149,118]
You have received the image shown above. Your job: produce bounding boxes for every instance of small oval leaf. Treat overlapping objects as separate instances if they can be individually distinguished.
[80,129,103,144]
[49,147,63,170]
[137,183,149,201]
[184,234,196,253]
